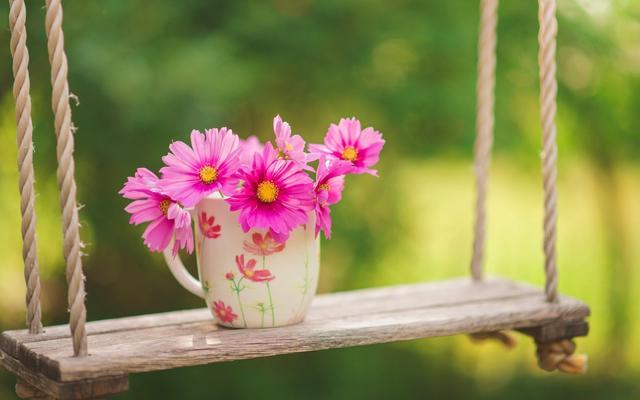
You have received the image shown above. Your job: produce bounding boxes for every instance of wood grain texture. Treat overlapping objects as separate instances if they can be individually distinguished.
[0,349,128,400]
[15,379,48,399]
[0,277,533,357]
[1,277,589,383]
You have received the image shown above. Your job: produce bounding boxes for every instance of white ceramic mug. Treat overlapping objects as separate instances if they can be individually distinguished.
[163,195,320,328]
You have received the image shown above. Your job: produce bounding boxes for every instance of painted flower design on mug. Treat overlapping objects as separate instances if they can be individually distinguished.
[212,300,238,324]
[243,231,285,256]
[235,254,275,282]
[198,211,222,239]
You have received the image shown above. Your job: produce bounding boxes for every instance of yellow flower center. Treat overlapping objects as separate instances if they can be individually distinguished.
[159,199,171,216]
[319,183,330,191]
[245,269,254,277]
[257,180,279,203]
[199,165,218,184]
[341,146,358,161]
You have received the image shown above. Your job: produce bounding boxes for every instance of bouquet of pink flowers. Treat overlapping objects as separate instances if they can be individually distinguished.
[120,115,385,255]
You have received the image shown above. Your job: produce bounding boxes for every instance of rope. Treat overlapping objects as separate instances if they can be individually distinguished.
[469,331,517,348]
[470,0,498,281]
[538,0,559,303]
[44,0,88,356]
[9,0,43,334]
[535,339,588,374]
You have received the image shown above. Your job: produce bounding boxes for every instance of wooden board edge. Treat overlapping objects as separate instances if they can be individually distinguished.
[0,349,128,400]
[0,332,20,359]
[517,319,590,342]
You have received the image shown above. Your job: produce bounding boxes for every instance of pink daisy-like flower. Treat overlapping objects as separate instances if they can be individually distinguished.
[235,254,275,282]
[159,128,242,207]
[273,115,314,171]
[239,135,264,167]
[119,168,194,255]
[309,117,385,176]
[243,231,286,256]
[314,157,353,239]
[226,142,315,241]
[212,300,238,324]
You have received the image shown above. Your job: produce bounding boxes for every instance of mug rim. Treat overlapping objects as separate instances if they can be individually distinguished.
[185,192,226,211]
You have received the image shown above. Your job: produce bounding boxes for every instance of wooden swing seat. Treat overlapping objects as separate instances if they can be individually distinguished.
[0,277,589,399]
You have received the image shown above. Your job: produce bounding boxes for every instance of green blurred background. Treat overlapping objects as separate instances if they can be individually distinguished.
[1,0,639,398]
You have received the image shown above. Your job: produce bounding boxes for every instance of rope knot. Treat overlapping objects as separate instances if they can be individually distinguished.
[535,339,588,374]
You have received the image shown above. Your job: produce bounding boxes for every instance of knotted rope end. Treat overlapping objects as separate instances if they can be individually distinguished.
[536,339,588,374]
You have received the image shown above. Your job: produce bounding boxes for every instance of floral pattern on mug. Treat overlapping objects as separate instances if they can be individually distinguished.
[199,211,221,239]
[243,231,286,256]
[235,254,275,282]
[212,300,237,324]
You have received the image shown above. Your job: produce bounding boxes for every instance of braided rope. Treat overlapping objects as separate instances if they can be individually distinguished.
[44,0,88,356]
[9,0,43,334]
[470,0,498,281]
[536,339,588,374]
[538,0,559,303]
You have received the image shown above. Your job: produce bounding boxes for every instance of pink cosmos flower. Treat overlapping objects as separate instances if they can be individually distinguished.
[198,212,221,239]
[243,231,286,256]
[212,300,237,323]
[225,272,235,280]
[314,157,353,239]
[226,142,315,241]
[159,128,241,207]
[239,135,264,167]
[120,168,194,255]
[273,115,314,171]
[309,117,385,176]
[235,254,275,282]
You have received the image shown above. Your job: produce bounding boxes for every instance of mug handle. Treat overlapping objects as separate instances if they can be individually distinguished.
[162,243,206,299]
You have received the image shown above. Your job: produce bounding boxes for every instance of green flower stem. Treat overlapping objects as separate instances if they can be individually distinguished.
[296,226,310,317]
[266,281,275,327]
[235,290,247,328]
[231,277,247,328]
[263,255,275,326]
[259,304,266,328]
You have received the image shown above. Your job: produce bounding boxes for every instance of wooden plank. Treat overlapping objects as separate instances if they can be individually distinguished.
[3,277,524,346]
[57,294,587,380]
[15,379,49,399]
[0,349,128,400]
[8,277,539,374]
[0,278,589,382]
[1,277,535,361]
[518,319,589,342]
